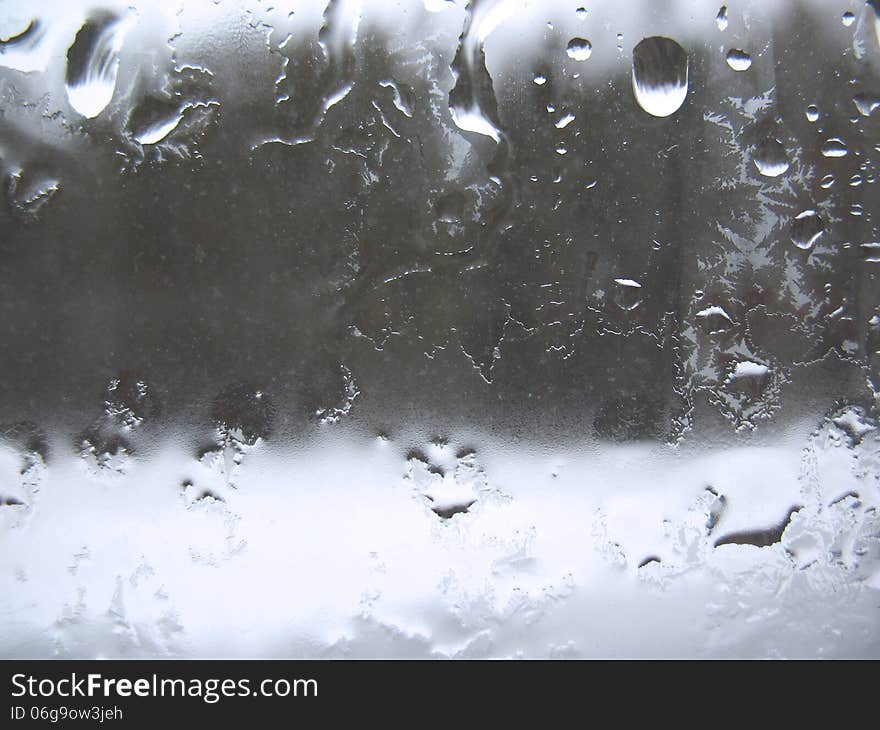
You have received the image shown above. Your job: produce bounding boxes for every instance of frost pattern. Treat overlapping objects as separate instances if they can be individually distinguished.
[0,0,878,658]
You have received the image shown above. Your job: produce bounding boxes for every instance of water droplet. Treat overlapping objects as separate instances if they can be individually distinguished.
[696,305,734,333]
[843,11,856,27]
[820,138,848,158]
[65,12,133,119]
[128,97,186,145]
[576,7,588,20]
[0,19,52,73]
[716,5,729,31]
[849,173,863,187]
[853,93,880,116]
[790,210,826,250]
[555,113,575,129]
[820,174,835,188]
[869,0,880,46]
[728,360,770,384]
[613,278,643,311]
[631,36,689,118]
[445,0,508,144]
[753,138,789,177]
[135,116,182,146]
[725,48,751,71]
[805,104,820,122]
[533,73,547,85]
[862,241,880,263]
[566,38,592,61]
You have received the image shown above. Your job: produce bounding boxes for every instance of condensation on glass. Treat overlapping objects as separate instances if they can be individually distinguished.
[0,0,879,658]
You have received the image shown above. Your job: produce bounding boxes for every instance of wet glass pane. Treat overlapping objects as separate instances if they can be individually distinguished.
[1,0,879,658]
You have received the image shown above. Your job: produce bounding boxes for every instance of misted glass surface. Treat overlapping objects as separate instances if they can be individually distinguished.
[1,0,879,658]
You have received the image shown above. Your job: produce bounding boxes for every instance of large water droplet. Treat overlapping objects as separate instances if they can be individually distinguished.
[753,138,789,177]
[853,93,880,116]
[128,97,185,145]
[447,2,505,143]
[613,278,643,311]
[134,116,182,146]
[0,19,51,73]
[820,138,848,158]
[716,5,729,31]
[805,104,820,122]
[726,49,751,71]
[871,0,880,48]
[790,210,826,250]
[555,113,575,129]
[566,38,592,61]
[65,12,132,119]
[696,305,734,333]
[631,37,689,118]
[843,11,856,27]
[728,360,770,391]
[862,242,880,263]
